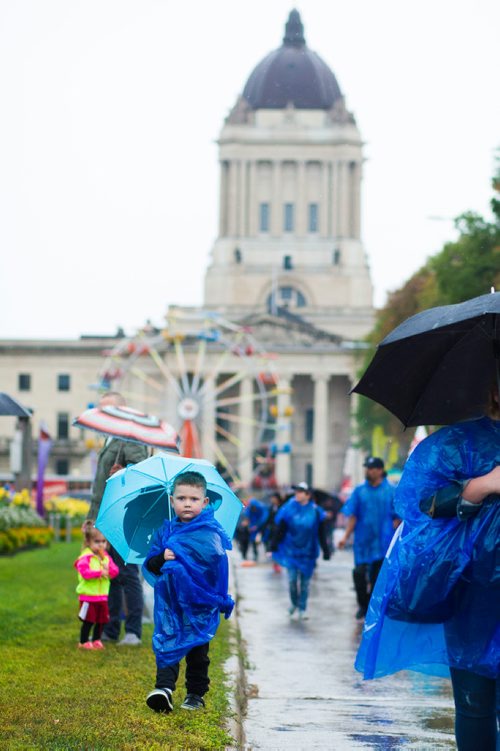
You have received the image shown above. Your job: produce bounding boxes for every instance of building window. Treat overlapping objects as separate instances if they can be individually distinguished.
[333,249,341,265]
[283,255,293,270]
[267,286,307,311]
[305,408,314,443]
[55,458,69,475]
[308,203,319,232]
[284,203,294,232]
[18,374,31,391]
[305,462,313,487]
[57,373,71,391]
[259,203,270,232]
[57,412,69,440]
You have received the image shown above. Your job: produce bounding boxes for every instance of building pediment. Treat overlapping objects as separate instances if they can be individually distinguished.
[237,308,346,348]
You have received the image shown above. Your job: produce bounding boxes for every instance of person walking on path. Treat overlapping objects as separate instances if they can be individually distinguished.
[356,400,500,751]
[143,471,234,714]
[75,521,119,649]
[88,391,148,646]
[241,497,269,561]
[271,482,331,620]
[338,457,397,619]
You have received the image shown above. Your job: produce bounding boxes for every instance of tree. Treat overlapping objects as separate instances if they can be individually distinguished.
[355,160,500,457]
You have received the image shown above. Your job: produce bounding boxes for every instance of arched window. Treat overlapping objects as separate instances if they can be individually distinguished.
[267,285,307,311]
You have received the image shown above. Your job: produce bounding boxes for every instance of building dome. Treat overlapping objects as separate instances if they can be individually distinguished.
[242,10,342,111]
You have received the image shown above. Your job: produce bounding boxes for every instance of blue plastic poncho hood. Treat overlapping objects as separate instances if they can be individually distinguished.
[356,417,500,680]
[143,507,234,667]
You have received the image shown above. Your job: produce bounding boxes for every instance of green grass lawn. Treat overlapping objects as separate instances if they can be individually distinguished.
[0,543,235,750]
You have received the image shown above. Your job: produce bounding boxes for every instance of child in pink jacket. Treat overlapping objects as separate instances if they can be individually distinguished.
[74,521,119,649]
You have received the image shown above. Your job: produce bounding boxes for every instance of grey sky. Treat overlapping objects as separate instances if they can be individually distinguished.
[1,0,498,340]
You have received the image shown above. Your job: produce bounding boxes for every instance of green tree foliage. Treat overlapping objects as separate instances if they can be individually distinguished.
[355,161,500,455]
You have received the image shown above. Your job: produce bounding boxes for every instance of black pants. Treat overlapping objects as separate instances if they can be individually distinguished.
[80,621,103,643]
[103,546,143,640]
[352,559,383,612]
[156,643,210,697]
[450,668,499,750]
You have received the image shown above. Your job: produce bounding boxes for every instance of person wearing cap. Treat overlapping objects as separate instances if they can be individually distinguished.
[270,482,331,620]
[338,457,397,619]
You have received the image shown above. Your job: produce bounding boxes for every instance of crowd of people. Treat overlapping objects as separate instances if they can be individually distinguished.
[76,385,498,748]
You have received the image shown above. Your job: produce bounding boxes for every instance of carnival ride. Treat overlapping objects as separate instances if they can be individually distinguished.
[94,310,290,486]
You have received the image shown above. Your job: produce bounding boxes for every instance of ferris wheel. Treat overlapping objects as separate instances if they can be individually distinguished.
[95,309,288,486]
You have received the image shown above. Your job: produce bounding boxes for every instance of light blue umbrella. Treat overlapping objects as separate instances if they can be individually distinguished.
[95,453,243,563]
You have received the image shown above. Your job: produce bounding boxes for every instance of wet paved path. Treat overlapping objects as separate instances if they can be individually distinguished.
[232,548,455,750]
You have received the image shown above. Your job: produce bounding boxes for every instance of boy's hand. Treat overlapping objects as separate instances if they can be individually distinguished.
[163,548,176,561]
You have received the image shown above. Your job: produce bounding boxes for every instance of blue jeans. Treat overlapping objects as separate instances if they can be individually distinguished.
[450,668,500,751]
[287,567,311,612]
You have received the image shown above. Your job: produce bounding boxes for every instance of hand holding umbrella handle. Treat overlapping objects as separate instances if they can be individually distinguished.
[109,463,124,477]
[163,548,176,561]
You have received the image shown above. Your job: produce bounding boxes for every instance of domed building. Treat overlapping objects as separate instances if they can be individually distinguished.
[199,10,374,488]
[204,9,374,338]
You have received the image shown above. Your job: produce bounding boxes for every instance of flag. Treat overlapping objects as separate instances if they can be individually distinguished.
[36,423,52,517]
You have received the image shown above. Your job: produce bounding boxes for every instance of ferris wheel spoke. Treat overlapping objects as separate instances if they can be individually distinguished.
[191,336,207,395]
[216,389,278,408]
[204,435,241,484]
[197,331,247,394]
[174,338,191,395]
[215,410,277,431]
[214,423,242,448]
[129,367,165,392]
[210,369,248,399]
[147,346,183,399]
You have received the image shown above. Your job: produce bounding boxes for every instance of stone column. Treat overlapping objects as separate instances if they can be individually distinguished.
[271,160,282,237]
[238,376,254,487]
[351,161,361,239]
[248,160,257,236]
[296,160,306,236]
[201,378,216,463]
[238,160,247,238]
[337,161,346,238]
[312,373,329,488]
[227,161,238,237]
[321,162,331,238]
[218,161,228,237]
[275,377,292,488]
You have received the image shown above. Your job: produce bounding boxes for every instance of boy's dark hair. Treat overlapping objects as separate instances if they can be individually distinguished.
[172,471,207,496]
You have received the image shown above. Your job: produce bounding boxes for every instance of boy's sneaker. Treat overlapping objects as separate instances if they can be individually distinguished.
[92,640,105,649]
[78,641,94,650]
[181,694,205,711]
[146,688,173,714]
[118,633,141,646]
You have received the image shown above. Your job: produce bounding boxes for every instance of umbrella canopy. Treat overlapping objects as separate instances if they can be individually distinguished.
[73,405,179,451]
[0,392,31,417]
[353,291,500,427]
[96,453,243,563]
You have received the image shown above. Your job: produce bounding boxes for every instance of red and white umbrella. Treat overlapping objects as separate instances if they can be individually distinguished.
[73,405,179,451]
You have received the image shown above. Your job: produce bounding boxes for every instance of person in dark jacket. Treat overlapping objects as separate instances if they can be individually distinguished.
[271,482,331,620]
[87,392,148,645]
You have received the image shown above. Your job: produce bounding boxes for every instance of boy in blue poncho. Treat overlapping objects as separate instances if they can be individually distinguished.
[143,471,234,714]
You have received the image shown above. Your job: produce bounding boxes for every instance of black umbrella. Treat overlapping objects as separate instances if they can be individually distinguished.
[0,392,32,417]
[352,291,500,427]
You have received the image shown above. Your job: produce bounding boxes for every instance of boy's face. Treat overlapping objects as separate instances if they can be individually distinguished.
[171,483,209,522]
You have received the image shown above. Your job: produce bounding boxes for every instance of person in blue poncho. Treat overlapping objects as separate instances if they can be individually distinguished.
[338,456,397,620]
[143,471,234,714]
[355,393,500,751]
[240,497,269,561]
[270,482,331,620]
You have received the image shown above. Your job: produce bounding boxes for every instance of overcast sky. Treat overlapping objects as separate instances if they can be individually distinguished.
[1,0,498,340]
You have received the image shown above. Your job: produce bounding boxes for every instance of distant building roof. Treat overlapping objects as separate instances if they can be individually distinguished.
[242,9,342,111]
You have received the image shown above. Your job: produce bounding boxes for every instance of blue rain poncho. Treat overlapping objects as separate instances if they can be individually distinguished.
[342,478,396,565]
[272,498,326,577]
[142,507,234,667]
[244,498,270,541]
[356,416,500,680]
